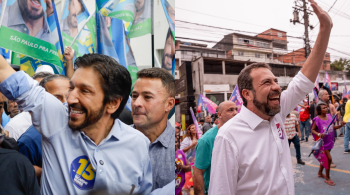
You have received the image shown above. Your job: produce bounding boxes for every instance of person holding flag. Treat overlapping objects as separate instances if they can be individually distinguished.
[311,102,345,186]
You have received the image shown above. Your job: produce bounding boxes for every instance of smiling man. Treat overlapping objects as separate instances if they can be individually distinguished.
[162,29,175,72]
[0,54,152,195]
[1,0,53,44]
[131,68,175,191]
[209,1,333,194]
[61,0,85,38]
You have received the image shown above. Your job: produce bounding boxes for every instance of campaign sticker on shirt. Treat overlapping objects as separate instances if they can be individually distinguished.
[276,123,284,139]
[70,156,96,190]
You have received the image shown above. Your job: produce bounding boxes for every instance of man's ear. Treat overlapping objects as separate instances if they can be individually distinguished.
[165,96,175,113]
[106,97,123,115]
[242,89,253,102]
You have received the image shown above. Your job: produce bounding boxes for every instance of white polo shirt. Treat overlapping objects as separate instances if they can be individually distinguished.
[209,71,314,195]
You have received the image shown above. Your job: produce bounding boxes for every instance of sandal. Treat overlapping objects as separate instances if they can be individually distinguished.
[324,180,335,186]
[318,174,326,179]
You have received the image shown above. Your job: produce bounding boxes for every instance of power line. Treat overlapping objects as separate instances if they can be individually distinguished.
[175,7,304,34]
[176,20,305,39]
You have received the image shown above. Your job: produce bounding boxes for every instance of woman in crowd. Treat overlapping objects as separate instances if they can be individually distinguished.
[180,124,198,158]
[311,102,345,186]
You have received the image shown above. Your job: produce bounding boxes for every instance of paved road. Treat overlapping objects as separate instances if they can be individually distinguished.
[290,129,350,195]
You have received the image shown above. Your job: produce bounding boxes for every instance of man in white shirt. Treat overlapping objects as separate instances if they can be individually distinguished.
[209,1,333,194]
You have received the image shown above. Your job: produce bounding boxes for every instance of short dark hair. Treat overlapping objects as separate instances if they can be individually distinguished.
[39,74,70,90]
[237,62,272,106]
[137,67,175,97]
[75,54,132,119]
[316,101,328,115]
[32,72,54,80]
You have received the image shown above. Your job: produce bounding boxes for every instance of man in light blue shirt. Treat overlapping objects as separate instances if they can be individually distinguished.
[0,54,152,195]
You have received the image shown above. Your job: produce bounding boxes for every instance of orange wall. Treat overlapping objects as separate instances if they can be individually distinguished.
[278,48,331,70]
[257,29,287,42]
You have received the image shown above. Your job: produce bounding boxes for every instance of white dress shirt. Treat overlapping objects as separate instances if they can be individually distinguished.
[209,71,314,195]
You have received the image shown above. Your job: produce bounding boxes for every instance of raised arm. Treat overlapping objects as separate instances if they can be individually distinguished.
[300,0,333,82]
[0,55,16,83]
[64,47,75,79]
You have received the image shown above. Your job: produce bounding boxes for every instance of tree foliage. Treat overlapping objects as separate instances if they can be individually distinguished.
[330,58,350,71]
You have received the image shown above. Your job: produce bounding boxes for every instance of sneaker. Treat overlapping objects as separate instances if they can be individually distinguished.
[297,159,305,165]
[300,139,305,142]
[330,163,336,168]
[344,150,350,154]
[306,137,308,142]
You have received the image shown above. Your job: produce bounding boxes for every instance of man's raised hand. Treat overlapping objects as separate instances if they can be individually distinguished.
[309,0,333,30]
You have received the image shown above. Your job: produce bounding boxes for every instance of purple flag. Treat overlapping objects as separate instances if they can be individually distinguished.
[313,88,319,103]
[229,85,243,113]
[190,107,202,139]
[324,72,331,90]
[315,74,320,90]
[197,94,218,114]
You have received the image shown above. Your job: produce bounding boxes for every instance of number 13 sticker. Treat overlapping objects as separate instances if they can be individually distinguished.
[70,156,96,190]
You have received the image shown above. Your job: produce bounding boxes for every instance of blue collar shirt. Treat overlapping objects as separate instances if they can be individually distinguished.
[0,71,153,195]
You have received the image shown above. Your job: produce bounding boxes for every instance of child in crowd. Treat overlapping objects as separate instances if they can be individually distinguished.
[311,102,345,186]
[175,135,191,195]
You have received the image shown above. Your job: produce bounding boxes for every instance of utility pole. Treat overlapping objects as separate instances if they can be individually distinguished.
[290,0,314,59]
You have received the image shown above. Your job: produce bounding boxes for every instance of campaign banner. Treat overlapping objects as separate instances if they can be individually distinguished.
[128,0,151,38]
[315,74,319,90]
[197,94,218,114]
[161,28,175,73]
[160,0,174,39]
[11,52,62,76]
[97,11,138,86]
[324,72,331,90]
[99,0,135,32]
[313,88,319,103]
[229,85,243,113]
[60,0,96,59]
[0,0,64,72]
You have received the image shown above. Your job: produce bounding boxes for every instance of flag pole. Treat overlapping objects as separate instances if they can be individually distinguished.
[151,0,155,67]
[70,11,96,47]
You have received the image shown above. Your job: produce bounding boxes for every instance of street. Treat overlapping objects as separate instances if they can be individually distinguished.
[291,129,350,194]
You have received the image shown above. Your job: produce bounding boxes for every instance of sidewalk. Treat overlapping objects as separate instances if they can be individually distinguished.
[290,130,350,195]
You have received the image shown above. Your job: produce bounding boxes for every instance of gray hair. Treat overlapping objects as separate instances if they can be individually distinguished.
[318,89,327,98]
[32,72,54,80]
[39,75,70,90]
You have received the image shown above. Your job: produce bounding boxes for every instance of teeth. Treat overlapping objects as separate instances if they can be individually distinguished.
[31,0,41,6]
[71,110,84,114]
